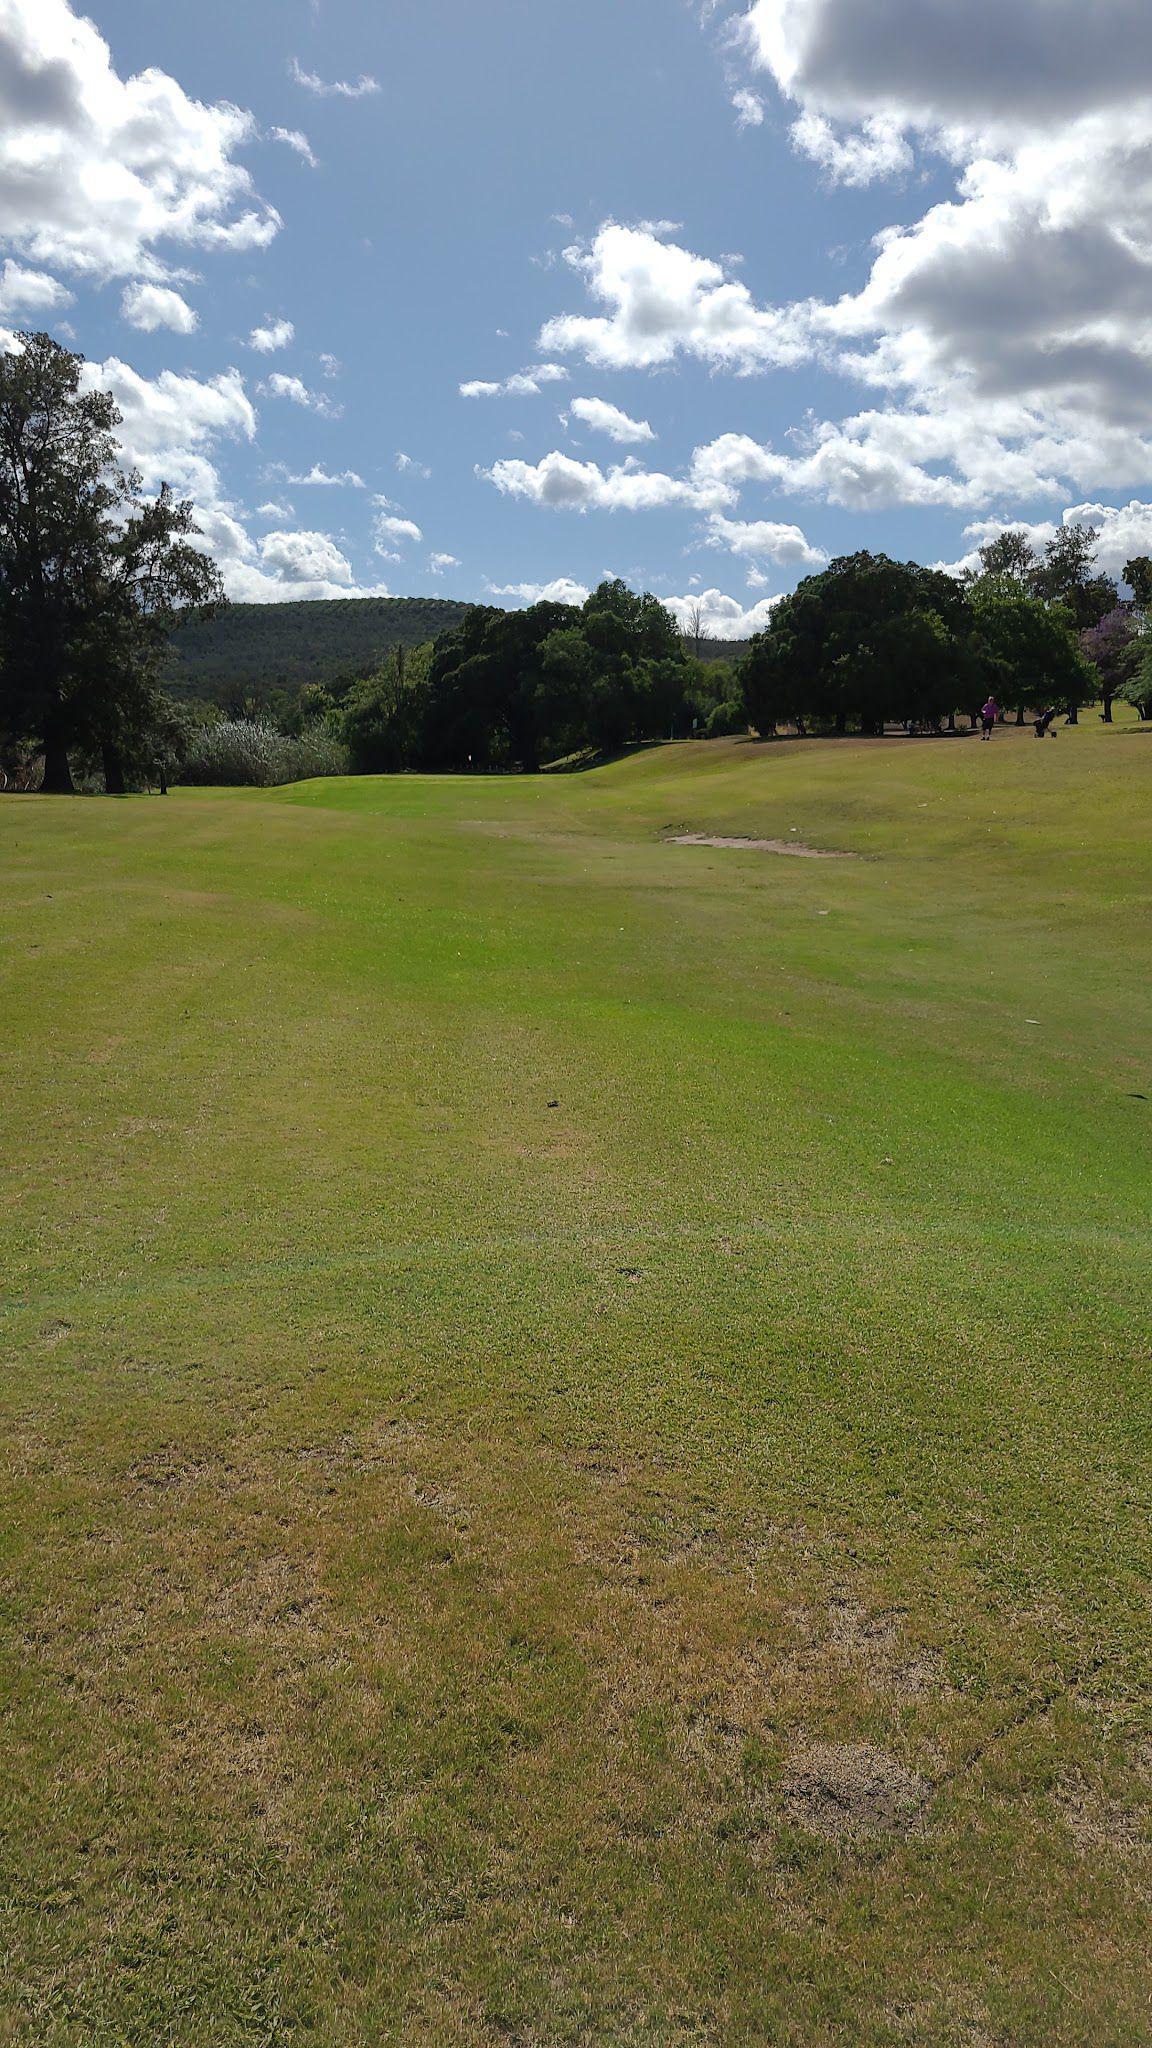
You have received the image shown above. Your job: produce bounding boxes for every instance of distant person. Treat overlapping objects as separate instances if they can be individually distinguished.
[980,695,1000,740]
[1033,706,1058,739]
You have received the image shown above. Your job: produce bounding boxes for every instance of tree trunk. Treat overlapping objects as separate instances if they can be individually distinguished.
[102,744,126,795]
[1066,703,1079,725]
[40,732,75,794]
[1101,693,1113,724]
[1015,706,1026,726]
[947,710,957,732]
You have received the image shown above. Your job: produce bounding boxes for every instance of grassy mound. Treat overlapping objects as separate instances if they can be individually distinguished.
[2,722,1150,2044]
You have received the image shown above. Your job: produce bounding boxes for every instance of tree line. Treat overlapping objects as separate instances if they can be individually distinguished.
[3,332,1151,793]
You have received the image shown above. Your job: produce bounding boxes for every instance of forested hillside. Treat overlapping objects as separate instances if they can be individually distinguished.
[164,598,473,708]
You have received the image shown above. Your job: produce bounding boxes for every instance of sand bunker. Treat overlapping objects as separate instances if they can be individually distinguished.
[670,833,854,859]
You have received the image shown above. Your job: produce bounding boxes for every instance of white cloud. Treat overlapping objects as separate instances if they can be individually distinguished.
[270,127,317,168]
[690,0,1152,512]
[287,464,365,487]
[732,89,765,129]
[690,419,991,511]
[0,0,278,280]
[82,357,256,468]
[951,500,1152,582]
[790,112,912,186]
[396,450,431,476]
[249,318,294,353]
[429,552,460,573]
[488,577,591,607]
[72,349,388,604]
[484,450,728,514]
[460,364,570,398]
[260,528,353,585]
[567,396,656,444]
[260,371,339,417]
[706,514,827,566]
[740,0,1152,140]
[539,224,811,373]
[0,260,72,318]
[289,57,380,99]
[121,281,197,334]
[665,589,782,639]
[377,513,422,545]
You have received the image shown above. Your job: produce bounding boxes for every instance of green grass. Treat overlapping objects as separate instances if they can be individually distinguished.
[2,722,1151,2046]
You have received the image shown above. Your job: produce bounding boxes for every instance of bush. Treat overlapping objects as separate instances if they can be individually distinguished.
[180,718,347,787]
[704,699,746,738]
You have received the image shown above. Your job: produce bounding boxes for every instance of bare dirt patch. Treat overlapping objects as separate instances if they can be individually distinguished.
[782,1597,951,1703]
[669,833,854,858]
[1056,1776,1152,1861]
[783,1741,931,1839]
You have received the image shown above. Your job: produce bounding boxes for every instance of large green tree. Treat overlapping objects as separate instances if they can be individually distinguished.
[969,578,1095,721]
[740,553,976,738]
[0,332,222,792]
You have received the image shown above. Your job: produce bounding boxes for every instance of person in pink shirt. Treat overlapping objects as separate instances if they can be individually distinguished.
[980,695,1000,739]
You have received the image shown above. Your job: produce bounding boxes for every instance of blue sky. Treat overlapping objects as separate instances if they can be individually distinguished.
[5,0,1152,633]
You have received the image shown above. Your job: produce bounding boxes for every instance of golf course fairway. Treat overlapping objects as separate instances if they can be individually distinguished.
[2,725,1150,2046]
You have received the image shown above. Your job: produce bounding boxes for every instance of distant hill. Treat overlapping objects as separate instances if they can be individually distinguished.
[164,597,473,709]
[164,595,748,711]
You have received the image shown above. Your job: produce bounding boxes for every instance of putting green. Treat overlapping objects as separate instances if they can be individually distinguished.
[2,724,1150,2046]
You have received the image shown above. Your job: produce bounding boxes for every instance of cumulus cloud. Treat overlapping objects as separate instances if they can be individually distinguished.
[260,528,353,585]
[946,500,1152,582]
[289,57,379,99]
[83,358,256,469]
[377,513,422,545]
[249,318,294,353]
[539,224,810,373]
[287,464,365,487]
[121,281,197,334]
[396,450,431,476]
[73,352,387,604]
[665,589,782,639]
[429,552,460,573]
[0,0,278,280]
[488,577,592,607]
[566,396,656,444]
[790,112,912,186]
[706,514,827,566]
[0,260,72,318]
[740,0,1152,140]
[460,364,569,398]
[260,371,339,417]
[484,449,727,514]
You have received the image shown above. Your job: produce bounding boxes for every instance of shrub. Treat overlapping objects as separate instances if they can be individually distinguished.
[181,718,347,787]
[704,699,747,738]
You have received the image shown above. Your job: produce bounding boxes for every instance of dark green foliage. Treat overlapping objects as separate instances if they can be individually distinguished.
[342,643,434,773]
[1123,557,1152,608]
[343,582,696,773]
[165,597,471,713]
[969,523,1118,631]
[0,333,222,792]
[970,579,1096,718]
[1119,639,1152,718]
[740,553,977,738]
[1029,524,1117,631]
